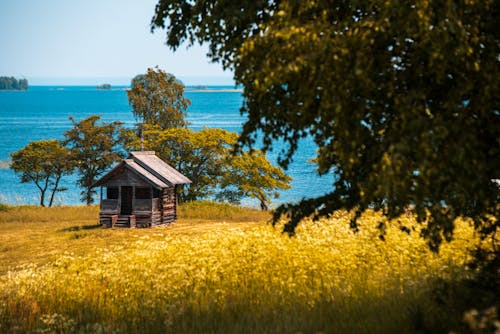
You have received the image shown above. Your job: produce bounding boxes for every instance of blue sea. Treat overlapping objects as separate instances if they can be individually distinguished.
[0,86,333,207]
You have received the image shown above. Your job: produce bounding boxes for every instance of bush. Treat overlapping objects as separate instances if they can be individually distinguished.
[0,203,9,212]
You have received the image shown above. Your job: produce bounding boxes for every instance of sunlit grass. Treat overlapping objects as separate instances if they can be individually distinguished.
[0,202,266,274]
[0,204,478,333]
[177,200,270,222]
[0,205,98,223]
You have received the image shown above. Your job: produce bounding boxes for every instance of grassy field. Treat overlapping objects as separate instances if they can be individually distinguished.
[0,202,268,274]
[0,202,484,333]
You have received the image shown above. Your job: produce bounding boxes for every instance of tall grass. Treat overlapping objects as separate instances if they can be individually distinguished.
[0,206,478,333]
[0,205,99,223]
[178,200,270,222]
[0,201,265,223]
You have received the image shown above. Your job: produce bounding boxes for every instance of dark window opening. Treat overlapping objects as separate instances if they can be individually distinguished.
[153,189,161,198]
[106,187,119,200]
[135,187,151,199]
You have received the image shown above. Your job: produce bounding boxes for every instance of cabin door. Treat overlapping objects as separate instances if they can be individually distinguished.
[120,186,133,215]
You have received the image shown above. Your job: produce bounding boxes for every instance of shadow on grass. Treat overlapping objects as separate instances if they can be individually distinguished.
[58,224,102,233]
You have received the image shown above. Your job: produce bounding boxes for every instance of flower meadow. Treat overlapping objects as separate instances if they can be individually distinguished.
[0,207,479,333]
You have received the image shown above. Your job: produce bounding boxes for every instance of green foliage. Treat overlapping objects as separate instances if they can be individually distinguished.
[152,0,500,251]
[0,203,9,212]
[10,140,74,207]
[463,306,499,334]
[151,1,279,69]
[0,76,28,90]
[127,67,190,129]
[218,150,291,210]
[128,126,291,207]
[64,115,126,205]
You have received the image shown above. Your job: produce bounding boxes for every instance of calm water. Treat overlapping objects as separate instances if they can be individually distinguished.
[0,86,333,207]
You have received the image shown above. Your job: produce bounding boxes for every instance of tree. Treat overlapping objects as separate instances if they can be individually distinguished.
[64,115,126,205]
[18,79,28,90]
[127,67,190,129]
[143,127,235,202]
[129,126,291,207]
[218,150,291,210]
[96,83,112,90]
[10,139,74,207]
[0,76,28,90]
[152,0,499,250]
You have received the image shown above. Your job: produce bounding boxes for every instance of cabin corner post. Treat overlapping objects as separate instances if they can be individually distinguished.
[159,187,164,225]
[150,186,153,225]
[118,186,122,213]
[132,186,136,214]
[174,184,178,220]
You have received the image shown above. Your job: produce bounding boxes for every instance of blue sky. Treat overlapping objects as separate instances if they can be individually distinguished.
[0,0,233,85]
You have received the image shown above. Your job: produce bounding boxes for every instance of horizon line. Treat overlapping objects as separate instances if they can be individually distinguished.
[22,75,235,86]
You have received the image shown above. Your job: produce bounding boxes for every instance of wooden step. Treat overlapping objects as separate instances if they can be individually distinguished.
[111,215,136,228]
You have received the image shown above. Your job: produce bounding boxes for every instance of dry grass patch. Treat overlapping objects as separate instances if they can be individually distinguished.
[178,200,270,222]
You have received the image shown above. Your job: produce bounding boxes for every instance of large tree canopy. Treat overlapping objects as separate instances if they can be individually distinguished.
[153,0,499,250]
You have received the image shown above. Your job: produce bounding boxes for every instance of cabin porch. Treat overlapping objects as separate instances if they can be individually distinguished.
[99,186,162,228]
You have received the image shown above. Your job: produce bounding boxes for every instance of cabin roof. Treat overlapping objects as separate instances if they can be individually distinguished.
[129,151,191,185]
[92,151,191,189]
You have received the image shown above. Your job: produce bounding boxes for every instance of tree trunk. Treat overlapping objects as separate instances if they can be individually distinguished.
[39,178,49,207]
[86,188,92,205]
[259,195,268,211]
[40,190,46,207]
[48,175,61,207]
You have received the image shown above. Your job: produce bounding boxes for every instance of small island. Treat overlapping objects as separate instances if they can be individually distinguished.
[97,83,112,90]
[0,76,28,90]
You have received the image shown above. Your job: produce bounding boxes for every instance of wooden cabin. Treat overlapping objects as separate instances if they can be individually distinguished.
[92,151,191,228]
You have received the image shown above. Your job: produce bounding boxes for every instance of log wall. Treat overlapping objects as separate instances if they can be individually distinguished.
[162,186,176,224]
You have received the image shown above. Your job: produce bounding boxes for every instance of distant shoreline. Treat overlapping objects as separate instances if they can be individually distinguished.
[186,88,243,93]
[24,86,244,93]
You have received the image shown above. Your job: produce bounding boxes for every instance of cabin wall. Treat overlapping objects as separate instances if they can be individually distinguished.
[100,169,151,227]
[162,186,176,224]
[105,168,150,188]
[147,198,161,226]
